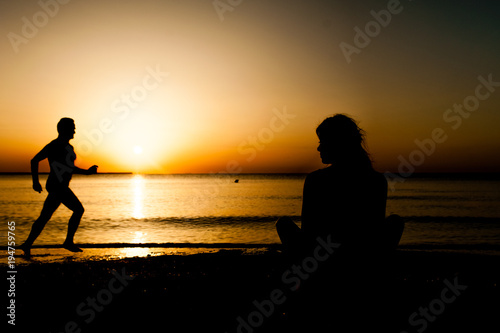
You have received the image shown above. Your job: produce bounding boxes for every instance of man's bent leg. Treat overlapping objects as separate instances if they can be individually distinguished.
[60,188,84,252]
[21,193,61,255]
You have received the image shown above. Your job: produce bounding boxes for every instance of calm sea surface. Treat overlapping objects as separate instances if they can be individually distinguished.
[1,174,499,252]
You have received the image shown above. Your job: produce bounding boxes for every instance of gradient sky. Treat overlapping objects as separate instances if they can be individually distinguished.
[1,0,499,174]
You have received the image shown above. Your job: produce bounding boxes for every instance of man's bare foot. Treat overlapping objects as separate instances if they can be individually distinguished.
[62,242,83,252]
[18,243,31,257]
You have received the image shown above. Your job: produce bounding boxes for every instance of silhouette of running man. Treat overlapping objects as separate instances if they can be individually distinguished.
[20,118,98,256]
[276,114,404,257]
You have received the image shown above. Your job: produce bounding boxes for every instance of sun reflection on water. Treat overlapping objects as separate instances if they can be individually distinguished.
[132,174,145,219]
[132,231,147,243]
[121,230,151,258]
[119,247,151,258]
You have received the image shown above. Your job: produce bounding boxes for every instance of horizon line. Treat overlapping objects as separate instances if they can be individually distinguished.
[1,171,500,177]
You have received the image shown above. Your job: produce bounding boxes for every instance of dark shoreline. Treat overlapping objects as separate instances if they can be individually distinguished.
[5,242,500,253]
[10,249,500,332]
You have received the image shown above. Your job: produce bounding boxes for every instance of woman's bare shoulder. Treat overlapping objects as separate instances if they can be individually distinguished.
[305,167,332,181]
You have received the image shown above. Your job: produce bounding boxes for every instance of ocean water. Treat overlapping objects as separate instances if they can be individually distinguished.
[1,173,499,253]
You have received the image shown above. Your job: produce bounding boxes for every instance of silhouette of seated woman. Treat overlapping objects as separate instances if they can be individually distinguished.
[20,118,98,256]
[276,114,404,258]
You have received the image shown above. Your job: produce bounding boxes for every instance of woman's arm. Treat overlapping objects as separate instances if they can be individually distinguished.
[373,172,388,222]
[301,173,317,233]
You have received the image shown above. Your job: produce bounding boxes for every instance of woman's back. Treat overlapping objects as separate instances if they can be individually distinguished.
[301,164,387,249]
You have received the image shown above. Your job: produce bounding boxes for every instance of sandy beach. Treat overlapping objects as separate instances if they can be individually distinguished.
[7,248,500,333]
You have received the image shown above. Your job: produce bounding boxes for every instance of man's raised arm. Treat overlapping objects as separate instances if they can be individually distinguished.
[73,165,98,175]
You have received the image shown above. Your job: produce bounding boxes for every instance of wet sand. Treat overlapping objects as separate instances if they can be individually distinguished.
[7,249,500,332]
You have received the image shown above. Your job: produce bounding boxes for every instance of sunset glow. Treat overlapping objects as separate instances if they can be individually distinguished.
[1,1,499,174]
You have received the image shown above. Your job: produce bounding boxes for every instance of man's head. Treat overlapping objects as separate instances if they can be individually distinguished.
[57,118,75,140]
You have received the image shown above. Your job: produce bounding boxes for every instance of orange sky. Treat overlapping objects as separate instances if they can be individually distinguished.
[1,0,499,174]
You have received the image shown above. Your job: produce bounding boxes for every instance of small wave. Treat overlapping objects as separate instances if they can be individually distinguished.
[399,243,500,252]
[401,216,500,224]
[83,215,500,225]
[1,243,280,250]
[388,195,498,202]
[97,215,303,225]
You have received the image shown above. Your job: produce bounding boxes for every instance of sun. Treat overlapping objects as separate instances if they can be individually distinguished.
[133,145,143,155]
